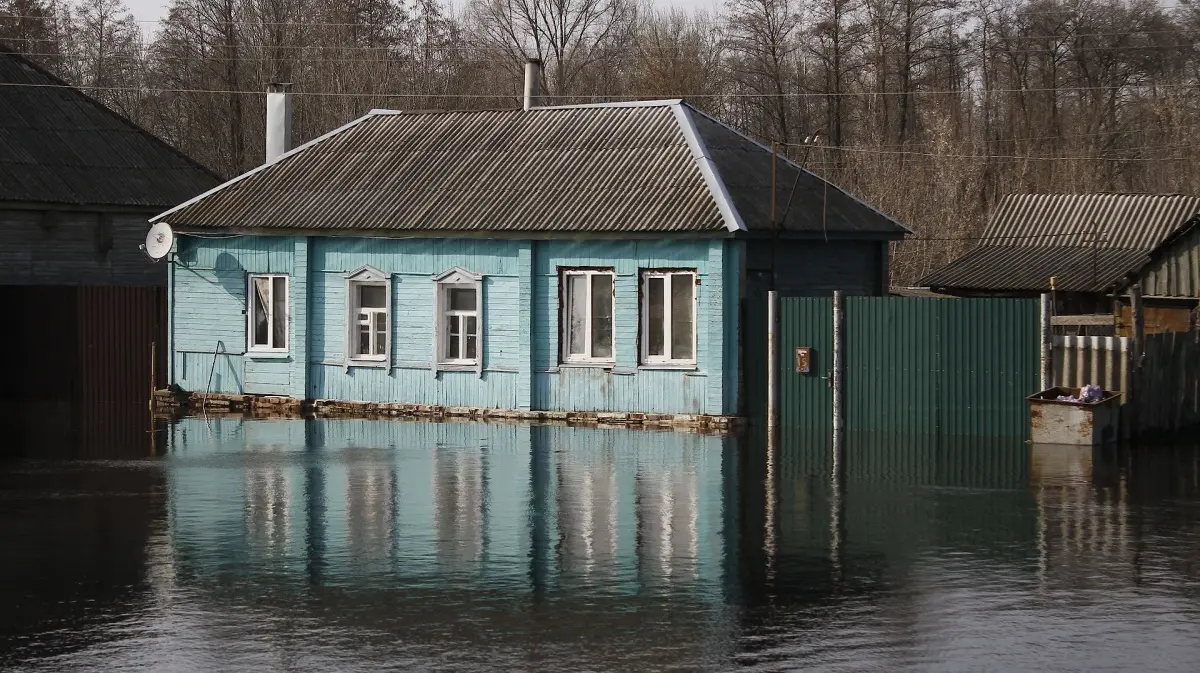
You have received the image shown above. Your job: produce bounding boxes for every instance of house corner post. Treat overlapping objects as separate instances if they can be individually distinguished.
[517,241,535,411]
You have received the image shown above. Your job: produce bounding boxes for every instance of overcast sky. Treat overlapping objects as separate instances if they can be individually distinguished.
[124,0,725,32]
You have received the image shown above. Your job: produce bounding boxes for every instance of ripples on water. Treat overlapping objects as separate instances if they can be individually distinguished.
[2,418,1200,672]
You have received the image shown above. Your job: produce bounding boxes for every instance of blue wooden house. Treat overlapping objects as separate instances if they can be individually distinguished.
[151,83,907,420]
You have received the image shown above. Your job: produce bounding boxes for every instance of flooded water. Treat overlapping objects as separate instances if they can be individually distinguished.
[2,418,1200,672]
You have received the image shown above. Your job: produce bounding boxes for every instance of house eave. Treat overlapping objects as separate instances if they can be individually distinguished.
[165,226,737,240]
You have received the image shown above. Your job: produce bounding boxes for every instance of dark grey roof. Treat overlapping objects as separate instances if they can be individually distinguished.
[921,193,1200,293]
[153,101,909,237]
[923,245,1151,293]
[688,109,908,237]
[0,45,221,208]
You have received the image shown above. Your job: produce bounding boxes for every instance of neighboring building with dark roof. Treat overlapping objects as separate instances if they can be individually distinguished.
[151,80,908,419]
[0,44,221,455]
[922,193,1200,321]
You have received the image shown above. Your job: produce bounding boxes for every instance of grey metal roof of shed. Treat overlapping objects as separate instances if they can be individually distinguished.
[0,45,221,208]
[153,101,909,237]
[922,246,1151,293]
[921,193,1200,293]
[981,193,1200,248]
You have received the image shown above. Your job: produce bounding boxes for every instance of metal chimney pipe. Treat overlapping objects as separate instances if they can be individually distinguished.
[523,59,541,111]
[265,82,293,163]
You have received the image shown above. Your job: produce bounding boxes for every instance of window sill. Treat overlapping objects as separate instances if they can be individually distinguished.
[638,364,699,371]
[436,363,478,372]
[558,361,616,370]
[246,351,291,360]
[347,358,388,369]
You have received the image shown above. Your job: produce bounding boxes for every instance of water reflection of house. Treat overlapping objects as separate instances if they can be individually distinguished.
[165,418,731,600]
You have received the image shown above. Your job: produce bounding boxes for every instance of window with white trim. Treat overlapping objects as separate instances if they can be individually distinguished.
[345,265,390,363]
[561,269,615,364]
[441,285,478,363]
[640,270,696,365]
[432,267,484,371]
[247,274,288,353]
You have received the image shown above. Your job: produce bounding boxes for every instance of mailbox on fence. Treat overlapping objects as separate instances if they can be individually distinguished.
[1027,386,1122,446]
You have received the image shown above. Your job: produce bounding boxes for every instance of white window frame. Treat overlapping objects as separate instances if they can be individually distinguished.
[560,268,616,366]
[431,267,484,376]
[344,265,392,368]
[246,273,289,354]
[639,269,698,367]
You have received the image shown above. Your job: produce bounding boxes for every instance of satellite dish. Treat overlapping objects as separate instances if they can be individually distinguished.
[141,222,174,261]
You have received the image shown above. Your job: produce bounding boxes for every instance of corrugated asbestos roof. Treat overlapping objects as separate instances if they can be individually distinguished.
[983,193,1200,248]
[922,193,1200,293]
[922,246,1151,293]
[154,102,909,237]
[0,45,221,208]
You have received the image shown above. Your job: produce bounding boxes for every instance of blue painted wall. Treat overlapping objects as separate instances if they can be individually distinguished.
[169,235,741,415]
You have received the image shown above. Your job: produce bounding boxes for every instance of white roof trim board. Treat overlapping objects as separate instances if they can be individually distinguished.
[672,103,746,233]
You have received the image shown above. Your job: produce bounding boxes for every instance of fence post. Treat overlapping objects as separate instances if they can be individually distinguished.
[832,291,845,463]
[767,290,778,450]
[1129,284,1145,438]
[1040,293,1052,391]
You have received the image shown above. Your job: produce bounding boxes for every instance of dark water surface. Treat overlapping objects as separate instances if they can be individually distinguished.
[2,418,1200,672]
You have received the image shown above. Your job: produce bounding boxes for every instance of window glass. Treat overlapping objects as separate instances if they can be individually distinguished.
[465,316,478,359]
[590,274,613,359]
[449,288,476,311]
[272,277,287,349]
[253,277,270,347]
[670,274,693,360]
[567,274,588,356]
[359,284,385,309]
[647,276,665,357]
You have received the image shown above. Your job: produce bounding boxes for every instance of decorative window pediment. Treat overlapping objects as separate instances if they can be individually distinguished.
[432,266,483,285]
[346,264,388,282]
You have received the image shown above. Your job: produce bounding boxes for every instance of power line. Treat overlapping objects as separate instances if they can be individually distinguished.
[5,79,1200,98]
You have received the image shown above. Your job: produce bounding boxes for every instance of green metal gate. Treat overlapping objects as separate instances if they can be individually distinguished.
[770,296,1039,438]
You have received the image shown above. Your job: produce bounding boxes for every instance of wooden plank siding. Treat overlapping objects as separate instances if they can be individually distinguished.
[0,209,165,286]
[168,236,742,415]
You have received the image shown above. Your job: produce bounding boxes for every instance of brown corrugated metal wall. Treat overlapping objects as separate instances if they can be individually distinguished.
[0,286,165,458]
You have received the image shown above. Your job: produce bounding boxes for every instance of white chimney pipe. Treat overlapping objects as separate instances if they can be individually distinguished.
[523,59,541,111]
[266,82,293,163]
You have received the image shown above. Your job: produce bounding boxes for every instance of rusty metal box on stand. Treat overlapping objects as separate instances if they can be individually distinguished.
[1027,387,1122,446]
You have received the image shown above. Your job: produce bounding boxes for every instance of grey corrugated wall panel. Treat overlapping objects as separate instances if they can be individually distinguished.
[1138,224,1200,297]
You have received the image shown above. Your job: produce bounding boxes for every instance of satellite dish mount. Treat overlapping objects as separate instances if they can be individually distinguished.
[141,222,174,262]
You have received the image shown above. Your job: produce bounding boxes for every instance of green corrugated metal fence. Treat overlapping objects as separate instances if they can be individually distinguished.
[773,296,1039,438]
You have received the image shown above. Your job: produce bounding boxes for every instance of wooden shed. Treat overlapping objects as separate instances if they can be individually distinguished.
[0,44,221,455]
